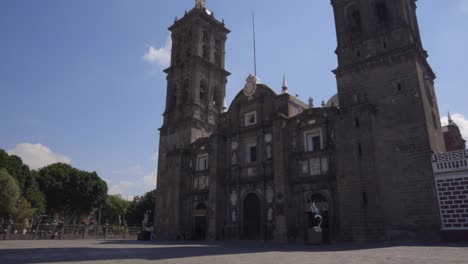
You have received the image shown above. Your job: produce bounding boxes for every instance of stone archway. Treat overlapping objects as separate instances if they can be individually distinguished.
[193,203,207,240]
[243,193,261,240]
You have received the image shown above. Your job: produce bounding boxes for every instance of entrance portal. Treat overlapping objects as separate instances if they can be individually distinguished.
[193,203,207,240]
[243,193,261,240]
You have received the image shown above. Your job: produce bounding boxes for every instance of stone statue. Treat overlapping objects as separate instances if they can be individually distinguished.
[267,207,273,222]
[266,145,272,159]
[196,0,206,8]
[310,201,323,229]
[231,209,237,222]
[230,190,237,206]
[231,151,237,165]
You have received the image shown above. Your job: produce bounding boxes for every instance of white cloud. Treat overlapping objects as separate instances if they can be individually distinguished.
[441,113,468,140]
[8,143,71,170]
[108,170,157,198]
[143,36,172,68]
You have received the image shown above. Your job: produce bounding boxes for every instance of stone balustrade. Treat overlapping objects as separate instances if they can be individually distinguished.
[432,149,468,174]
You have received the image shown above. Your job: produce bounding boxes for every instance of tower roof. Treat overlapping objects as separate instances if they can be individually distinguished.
[448,112,456,126]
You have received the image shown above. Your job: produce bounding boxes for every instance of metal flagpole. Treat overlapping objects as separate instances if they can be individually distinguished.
[252,11,257,77]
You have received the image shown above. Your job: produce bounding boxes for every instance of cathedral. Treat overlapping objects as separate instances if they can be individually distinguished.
[154,0,450,242]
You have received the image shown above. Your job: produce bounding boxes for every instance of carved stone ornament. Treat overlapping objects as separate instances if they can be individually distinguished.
[243,74,259,97]
[264,133,272,143]
[266,186,274,204]
[230,190,237,206]
[231,141,238,150]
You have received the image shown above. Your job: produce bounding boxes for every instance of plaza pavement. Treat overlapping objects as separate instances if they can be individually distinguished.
[0,239,467,264]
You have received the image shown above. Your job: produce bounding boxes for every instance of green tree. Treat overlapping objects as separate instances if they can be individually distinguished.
[126,190,155,226]
[0,168,20,216]
[0,149,29,191]
[12,199,36,228]
[101,194,130,225]
[37,163,108,222]
[0,149,46,213]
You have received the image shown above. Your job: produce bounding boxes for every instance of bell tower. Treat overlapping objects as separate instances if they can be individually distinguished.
[331,0,445,241]
[155,0,230,239]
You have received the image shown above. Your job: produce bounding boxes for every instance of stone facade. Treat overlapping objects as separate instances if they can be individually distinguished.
[155,1,448,242]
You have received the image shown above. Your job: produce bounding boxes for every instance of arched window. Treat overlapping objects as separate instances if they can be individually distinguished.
[170,85,178,108]
[347,6,362,40]
[182,79,189,103]
[199,80,207,102]
[376,0,389,24]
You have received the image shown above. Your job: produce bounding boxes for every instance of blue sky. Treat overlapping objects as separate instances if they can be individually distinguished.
[1,0,467,198]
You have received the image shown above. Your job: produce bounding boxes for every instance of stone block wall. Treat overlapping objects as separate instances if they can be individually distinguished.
[436,175,468,230]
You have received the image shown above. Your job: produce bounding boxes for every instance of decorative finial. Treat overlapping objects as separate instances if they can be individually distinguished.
[448,112,456,126]
[295,90,299,98]
[281,75,289,94]
[308,97,314,108]
[195,0,206,9]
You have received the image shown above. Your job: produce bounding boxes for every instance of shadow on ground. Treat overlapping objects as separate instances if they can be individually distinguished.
[0,240,467,264]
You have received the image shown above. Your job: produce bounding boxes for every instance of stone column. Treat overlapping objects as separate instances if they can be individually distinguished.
[272,115,288,242]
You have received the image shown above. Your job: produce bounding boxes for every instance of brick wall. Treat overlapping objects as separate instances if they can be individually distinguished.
[435,175,468,230]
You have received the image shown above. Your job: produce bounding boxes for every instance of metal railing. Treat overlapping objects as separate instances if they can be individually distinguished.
[1,223,142,240]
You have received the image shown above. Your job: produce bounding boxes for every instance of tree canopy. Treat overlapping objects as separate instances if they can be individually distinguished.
[101,194,130,225]
[0,168,20,215]
[0,150,46,213]
[37,163,108,219]
[126,190,155,226]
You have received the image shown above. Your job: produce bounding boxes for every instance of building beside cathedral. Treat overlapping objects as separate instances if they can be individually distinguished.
[154,0,458,242]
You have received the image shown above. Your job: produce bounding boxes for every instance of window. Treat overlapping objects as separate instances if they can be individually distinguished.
[309,158,321,176]
[376,0,388,24]
[304,130,322,152]
[202,31,209,43]
[300,157,328,176]
[348,7,362,40]
[214,52,221,66]
[202,45,209,59]
[197,154,208,171]
[199,80,207,102]
[354,118,360,128]
[244,111,257,126]
[245,139,257,163]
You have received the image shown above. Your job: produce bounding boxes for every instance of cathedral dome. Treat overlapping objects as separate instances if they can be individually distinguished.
[326,94,339,107]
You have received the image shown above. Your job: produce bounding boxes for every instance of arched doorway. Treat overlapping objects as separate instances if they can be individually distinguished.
[193,203,207,240]
[306,193,330,243]
[243,193,261,240]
